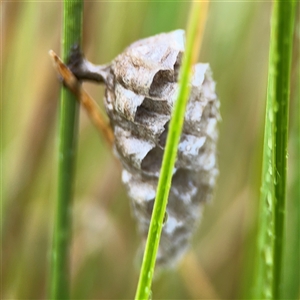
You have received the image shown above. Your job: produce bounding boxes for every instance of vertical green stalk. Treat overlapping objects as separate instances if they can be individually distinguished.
[50,1,83,299]
[134,2,208,300]
[272,2,296,298]
[283,55,300,298]
[254,1,296,299]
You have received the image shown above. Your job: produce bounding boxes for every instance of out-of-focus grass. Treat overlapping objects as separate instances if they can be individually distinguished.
[283,11,300,299]
[253,3,296,298]
[2,2,299,299]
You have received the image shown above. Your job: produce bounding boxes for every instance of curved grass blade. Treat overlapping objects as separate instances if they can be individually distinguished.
[134,2,209,299]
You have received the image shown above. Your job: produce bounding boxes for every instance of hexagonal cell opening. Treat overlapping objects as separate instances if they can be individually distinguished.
[141,147,164,176]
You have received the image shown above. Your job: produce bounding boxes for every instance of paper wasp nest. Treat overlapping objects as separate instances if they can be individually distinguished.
[104,30,220,266]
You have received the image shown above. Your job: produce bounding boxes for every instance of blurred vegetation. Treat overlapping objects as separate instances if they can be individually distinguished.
[253,3,297,299]
[2,2,299,299]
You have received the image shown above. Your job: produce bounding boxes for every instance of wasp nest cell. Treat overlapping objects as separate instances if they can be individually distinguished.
[103,29,220,266]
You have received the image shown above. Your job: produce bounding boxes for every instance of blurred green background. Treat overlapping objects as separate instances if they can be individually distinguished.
[2,1,299,299]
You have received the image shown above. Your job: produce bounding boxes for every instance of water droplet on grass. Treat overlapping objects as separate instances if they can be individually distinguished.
[162,211,168,225]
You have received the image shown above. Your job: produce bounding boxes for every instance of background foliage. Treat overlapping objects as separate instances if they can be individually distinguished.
[2,2,299,299]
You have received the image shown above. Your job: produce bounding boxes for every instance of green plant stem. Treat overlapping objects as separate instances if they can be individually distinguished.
[50,1,83,299]
[134,2,208,300]
[272,2,296,298]
[254,1,296,299]
[283,51,300,298]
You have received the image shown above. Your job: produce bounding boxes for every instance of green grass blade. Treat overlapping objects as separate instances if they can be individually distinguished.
[50,1,83,299]
[253,1,296,299]
[272,2,296,298]
[134,2,208,300]
[282,51,300,298]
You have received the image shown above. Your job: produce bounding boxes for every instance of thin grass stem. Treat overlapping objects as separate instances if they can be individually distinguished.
[50,1,83,299]
[134,2,209,299]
